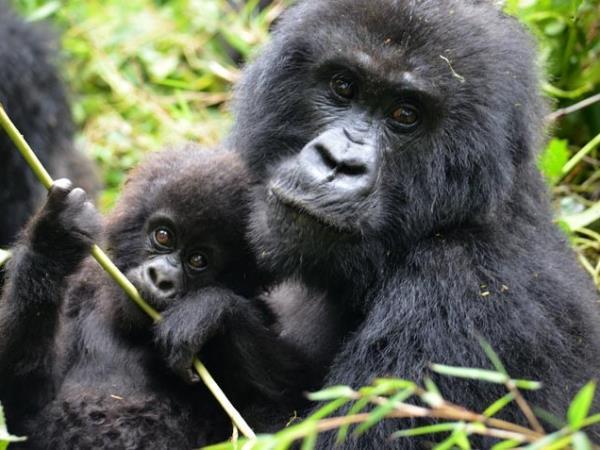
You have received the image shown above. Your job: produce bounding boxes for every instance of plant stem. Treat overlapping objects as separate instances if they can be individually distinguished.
[0,103,255,439]
[562,131,600,177]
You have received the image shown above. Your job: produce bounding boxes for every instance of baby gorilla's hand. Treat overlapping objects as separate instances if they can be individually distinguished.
[28,178,101,263]
[153,288,240,384]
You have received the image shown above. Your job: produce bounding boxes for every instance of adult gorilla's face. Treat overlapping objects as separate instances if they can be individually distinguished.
[231,0,544,282]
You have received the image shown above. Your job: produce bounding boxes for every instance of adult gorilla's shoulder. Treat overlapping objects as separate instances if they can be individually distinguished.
[230,0,600,447]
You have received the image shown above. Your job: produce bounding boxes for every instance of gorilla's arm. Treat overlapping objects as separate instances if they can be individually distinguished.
[0,180,100,419]
[315,233,600,449]
[154,287,320,412]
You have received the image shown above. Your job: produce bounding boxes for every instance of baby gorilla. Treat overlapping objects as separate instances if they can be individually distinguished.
[0,146,314,449]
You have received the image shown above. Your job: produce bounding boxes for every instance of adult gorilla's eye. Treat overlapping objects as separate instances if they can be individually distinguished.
[188,253,208,271]
[153,227,173,248]
[391,104,419,128]
[330,74,356,100]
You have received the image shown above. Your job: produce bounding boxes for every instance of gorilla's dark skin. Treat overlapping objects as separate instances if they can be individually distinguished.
[0,148,317,449]
[0,2,97,250]
[229,0,600,447]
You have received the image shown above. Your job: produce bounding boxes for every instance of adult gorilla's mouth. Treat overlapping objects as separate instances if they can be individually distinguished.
[269,182,356,235]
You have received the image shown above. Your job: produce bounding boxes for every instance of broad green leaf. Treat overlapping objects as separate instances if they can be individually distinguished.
[568,381,596,428]
[538,138,569,185]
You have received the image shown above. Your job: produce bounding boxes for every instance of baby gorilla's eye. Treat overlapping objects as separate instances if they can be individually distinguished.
[391,104,419,128]
[188,253,208,271]
[330,74,356,100]
[153,227,173,248]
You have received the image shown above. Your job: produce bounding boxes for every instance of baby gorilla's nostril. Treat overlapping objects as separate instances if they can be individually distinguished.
[157,280,174,292]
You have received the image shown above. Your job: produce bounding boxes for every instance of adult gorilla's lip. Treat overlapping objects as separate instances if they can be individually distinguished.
[269,182,355,234]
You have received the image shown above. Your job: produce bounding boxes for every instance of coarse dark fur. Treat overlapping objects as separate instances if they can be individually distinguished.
[0,146,318,449]
[228,0,600,447]
[0,2,97,250]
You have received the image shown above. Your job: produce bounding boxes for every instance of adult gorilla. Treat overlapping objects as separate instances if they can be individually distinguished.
[229,0,600,447]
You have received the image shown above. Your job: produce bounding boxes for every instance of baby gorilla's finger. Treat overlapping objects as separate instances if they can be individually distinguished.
[70,201,102,241]
[46,178,74,208]
[65,187,88,208]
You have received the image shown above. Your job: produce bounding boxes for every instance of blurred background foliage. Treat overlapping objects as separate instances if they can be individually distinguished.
[8,0,600,286]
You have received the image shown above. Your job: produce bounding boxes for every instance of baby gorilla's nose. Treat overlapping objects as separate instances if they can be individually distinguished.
[145,258,180,299]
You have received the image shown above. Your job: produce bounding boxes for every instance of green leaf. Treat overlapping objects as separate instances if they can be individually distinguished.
[491,439,525,450]
[392,422,458,438]
[572,432,593,450]
[431,364,508,384]
[25,1,60,21]
[354,388,415,435]
[561,202,600,231]
[568,381,596,428]
[0,403,26,445]
[307,398,349,421]
[483,393,515,417]
[544,19,566,36]
[0,249,10,268]
[478,338,507,375]
[538,138,569,185]
[300,429,317,450]
[513,379,543,391]
[336,397,370,444]
[307,386,355,401]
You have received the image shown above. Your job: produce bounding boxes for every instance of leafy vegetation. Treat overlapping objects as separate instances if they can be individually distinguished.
[204,343,599,449]
[506,0,600,285]
[3,0,600,448]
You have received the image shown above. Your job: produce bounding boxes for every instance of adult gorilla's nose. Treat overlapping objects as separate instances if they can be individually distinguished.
[145,257,180,299]
[298,128,378,198]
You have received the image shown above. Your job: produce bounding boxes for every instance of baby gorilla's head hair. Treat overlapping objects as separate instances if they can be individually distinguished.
[105,145,264,313]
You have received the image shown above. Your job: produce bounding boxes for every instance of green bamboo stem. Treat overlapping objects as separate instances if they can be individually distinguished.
[0,103,256,440]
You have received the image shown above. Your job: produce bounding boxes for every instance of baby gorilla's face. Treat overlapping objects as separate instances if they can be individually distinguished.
[126,211,222,311]
[104,147,265,319]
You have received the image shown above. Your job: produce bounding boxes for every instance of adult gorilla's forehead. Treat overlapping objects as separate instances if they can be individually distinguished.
[276,0,531,90]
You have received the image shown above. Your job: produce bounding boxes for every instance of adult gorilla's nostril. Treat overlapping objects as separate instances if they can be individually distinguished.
[148,266,158,283]
[315,144,338,171]
[157,280,174,292]
[339,161,367,177]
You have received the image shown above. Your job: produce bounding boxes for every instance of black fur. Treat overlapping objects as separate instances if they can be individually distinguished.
[229,0,600,447]
[0,146,318,449]
[0,2,97,250]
